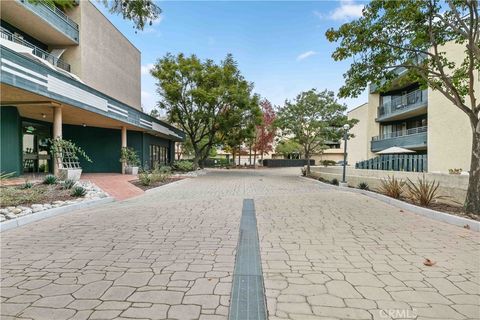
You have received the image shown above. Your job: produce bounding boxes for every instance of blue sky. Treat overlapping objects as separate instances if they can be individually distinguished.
[95,1,368,114]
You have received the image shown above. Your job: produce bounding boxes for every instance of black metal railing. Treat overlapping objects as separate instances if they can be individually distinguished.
[0,27,71,72]
[378,89,427,118]
[372,126,428,141]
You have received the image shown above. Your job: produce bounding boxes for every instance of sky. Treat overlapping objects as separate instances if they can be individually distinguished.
[94,0,368,114]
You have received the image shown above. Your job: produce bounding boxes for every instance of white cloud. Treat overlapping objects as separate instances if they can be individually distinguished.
[315,0,364,21]
[151,15,163,25]
[297,50,317,61]
[141,63,154,75]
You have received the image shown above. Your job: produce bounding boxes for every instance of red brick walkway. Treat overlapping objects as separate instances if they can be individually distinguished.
[81,173,144,201]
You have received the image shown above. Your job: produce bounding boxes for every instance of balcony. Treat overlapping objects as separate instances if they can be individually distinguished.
[1,27,71,72]
[0,0,79,45]
[371,126,428,152]
[377,89,428,122]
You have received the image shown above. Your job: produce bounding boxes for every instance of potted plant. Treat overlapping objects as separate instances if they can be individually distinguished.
[120,147,140,175]
[49,138,92,181]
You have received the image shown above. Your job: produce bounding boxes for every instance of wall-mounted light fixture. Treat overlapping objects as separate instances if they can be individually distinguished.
[41,113,46,119]
[82,123,87,127]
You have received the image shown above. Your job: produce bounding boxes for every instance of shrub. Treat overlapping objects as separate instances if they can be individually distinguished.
[321,160,337,167]
[62,179,76,189]
[43,174,57,185]
[153,164,171,174]
[120,147,140,166]
[138,171,152,186]
[331,178,339,186]
[0,172,15,180]
[20,181,33,189]
[405,175,446,207]
[172,160,194,172]
[448,168,462,175]
[301,168,307,176]
[357,182,369,190]
[378,175,405,199]
[71,186,87,197]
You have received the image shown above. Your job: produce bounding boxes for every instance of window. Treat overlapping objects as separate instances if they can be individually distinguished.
[149,144,168,169]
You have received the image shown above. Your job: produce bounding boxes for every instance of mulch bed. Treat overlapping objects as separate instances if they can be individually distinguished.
[130,177,184,191]
[0,184,75,208]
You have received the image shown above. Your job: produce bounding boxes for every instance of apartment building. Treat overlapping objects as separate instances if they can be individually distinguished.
[346,42,475,173]
[0,0,184,175]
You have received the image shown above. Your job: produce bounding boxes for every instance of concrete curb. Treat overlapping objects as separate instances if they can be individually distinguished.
[144,178,192,194]
[0,197,115,232]
[300,176,479,232]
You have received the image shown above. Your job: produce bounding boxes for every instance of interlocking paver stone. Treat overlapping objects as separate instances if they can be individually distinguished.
[1,168,479,320]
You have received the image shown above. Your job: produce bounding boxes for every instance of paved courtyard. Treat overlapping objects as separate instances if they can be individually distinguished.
[1,168,479,320]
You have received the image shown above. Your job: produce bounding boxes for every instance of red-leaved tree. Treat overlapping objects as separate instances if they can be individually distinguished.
[253,99,276,165]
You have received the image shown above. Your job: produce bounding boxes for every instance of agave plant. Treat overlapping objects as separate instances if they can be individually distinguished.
[0,172,15,180]
[377,175,405,199]
[357,182,369,190]
[405,175,447,207]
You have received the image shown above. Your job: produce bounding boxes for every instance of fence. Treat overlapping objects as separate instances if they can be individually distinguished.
[356,154,427,172]
[262,159,315,167]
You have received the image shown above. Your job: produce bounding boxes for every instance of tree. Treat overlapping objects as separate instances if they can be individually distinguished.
[221,97,261,166]
[326,0,480,215]
[151,53,257,169]
[275,139,303,159]
[149,108,160,119]
[254,99,276,165]
[276,89,357,174]
[34,0,161,30]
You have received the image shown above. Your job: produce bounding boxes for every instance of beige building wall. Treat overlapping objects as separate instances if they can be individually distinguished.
[427,42,477,173]
[346,102,375,165]
[61,1,141,110]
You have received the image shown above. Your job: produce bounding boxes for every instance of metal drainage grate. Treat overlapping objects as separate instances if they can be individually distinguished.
[229,199,267,320]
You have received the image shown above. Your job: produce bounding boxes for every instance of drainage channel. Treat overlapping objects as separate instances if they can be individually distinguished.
[229,199,267,320]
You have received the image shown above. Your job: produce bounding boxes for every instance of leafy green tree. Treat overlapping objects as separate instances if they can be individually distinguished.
[276,89,357,174]
[33,0,161,30]
[326,0,480,214]
[221,97,261,166]
[275,139,303,159]
[151,53,257,169]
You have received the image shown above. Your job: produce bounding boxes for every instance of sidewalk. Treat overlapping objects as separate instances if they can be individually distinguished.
[81,173,143,200]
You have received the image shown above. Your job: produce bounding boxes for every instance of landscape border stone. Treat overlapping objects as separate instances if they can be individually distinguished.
[300,176,479,232]
[144,177,192,194]
[0,197,115,232]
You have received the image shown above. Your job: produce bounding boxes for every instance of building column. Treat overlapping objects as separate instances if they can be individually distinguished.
[121,126,127,174]
[53,106,62,175]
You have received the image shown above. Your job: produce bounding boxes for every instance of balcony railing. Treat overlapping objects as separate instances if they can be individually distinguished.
[18,0,79,42]
[0,27,71,72]
[371,126,428,152]
[378,89,427,119]
[372,126,428,141]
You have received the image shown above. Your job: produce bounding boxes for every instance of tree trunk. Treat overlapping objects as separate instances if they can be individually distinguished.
[254,148,257,168]
[249,145,252,166]
[306,153,311,175]
[192,154,200,170]
[238,146,241,166]
[465,119,480,215]
[232,149,236,168]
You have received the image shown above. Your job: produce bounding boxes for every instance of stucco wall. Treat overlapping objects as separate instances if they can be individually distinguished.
[310,166,468,204]
[63,1,141,110]
[427,42,477,173]
[347,102,374,165]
